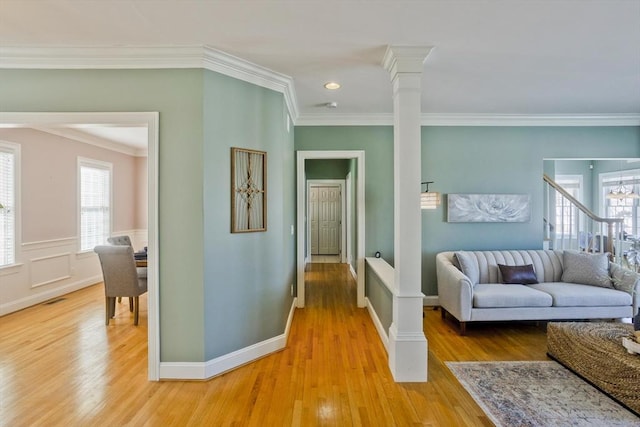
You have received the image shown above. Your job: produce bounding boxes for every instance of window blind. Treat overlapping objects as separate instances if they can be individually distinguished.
[0,148,15,266]
[80,164,111,251]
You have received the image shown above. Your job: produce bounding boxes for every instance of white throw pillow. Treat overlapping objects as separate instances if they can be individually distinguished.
[610,262,640,295]
[561,250,612,288]
[455,251,479,285]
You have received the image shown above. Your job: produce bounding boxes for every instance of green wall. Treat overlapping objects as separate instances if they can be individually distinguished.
[0,68,296,364]
[295,126,395,263]
[0,68,206,361]
[203,71,295,359]
[295,125,640,298]
[305,159,350,180]
[552,160,594,209]
[422,126,640,295]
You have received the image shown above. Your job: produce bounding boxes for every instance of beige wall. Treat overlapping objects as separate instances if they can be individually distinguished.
[0,128,146,243]
[0,127,147,315]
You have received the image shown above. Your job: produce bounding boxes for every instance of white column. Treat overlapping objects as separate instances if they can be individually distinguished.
[383,45,432,382]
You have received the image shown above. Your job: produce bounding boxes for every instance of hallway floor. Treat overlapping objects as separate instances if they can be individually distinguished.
[0,263,549,426]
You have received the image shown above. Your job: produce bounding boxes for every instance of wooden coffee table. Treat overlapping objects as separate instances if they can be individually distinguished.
[547,322,640,416]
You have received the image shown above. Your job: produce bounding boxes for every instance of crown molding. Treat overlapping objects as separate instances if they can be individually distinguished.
[0,45,299,122]
[30,126,147,157]
[296,113,394,126]
[296,113,640,127]
[421,113,640,127]
[1,47,637,128]
[0,45,205,68]
[200,46,298,120]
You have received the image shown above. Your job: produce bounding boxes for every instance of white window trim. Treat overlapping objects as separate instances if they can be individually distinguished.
[0,140,21,269]
[77,157,113,254]
[556,174,583,201]
[554,174,583,238]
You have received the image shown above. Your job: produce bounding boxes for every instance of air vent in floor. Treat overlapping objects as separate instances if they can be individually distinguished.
[43,297,66,305]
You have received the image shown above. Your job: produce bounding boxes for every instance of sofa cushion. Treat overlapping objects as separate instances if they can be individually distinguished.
[561,251,613,288]
[498,264,538,284]
[454,250,564,285]
[528,282,632,307]
[610,262,640,295]
[473,284,553,308]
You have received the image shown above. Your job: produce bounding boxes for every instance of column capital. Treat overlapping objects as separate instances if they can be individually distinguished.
[382,45,433,77]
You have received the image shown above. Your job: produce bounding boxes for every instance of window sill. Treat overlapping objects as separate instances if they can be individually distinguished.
[0,263,24,276]
[76,250,97,259]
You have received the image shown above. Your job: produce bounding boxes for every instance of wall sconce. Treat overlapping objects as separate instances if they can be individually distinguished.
[421,181,441,210]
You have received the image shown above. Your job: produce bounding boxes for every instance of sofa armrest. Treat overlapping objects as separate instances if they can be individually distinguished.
[436,252,474,322]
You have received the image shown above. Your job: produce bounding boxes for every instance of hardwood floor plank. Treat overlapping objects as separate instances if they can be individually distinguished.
[0,263,550,426]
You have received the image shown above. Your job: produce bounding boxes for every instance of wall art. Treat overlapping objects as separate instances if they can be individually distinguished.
[231,147,267,232]
[447,194,530,223]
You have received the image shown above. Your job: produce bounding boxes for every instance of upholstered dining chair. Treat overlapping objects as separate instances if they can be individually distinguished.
[94,245,148,326]
[107,235,133,247]
[106,234,147,295]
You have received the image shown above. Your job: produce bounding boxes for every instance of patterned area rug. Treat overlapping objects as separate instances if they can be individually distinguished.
[446,361,639,427]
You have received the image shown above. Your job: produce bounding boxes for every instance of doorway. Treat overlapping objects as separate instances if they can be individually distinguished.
[0,112,159,380]
[296,150,365,308]
[307,180,346,264]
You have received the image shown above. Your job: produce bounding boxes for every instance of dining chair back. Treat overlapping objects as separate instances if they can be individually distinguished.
[94,245,148,325]
[107,235,133,247]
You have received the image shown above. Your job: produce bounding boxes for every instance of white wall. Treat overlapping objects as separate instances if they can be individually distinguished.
[0,128,147,315]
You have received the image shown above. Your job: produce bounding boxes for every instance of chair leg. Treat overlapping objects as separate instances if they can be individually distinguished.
[133,296,139,326]
[129,297,134,312]
[105,297,116,325]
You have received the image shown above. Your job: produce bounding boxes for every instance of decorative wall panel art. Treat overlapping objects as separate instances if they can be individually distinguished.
[447,194,530,223]
[231,147,266,233]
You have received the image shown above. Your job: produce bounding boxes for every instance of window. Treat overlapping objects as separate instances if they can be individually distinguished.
[602,169,640,237]
[79,158,112,252]
[0,141,19,267]
[555,175,582,237]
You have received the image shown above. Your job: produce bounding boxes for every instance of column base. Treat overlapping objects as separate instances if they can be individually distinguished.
[388,324,428,382]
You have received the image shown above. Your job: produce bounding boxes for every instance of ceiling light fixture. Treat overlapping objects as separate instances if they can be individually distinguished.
[324,82,341,90]
[606,161,640,200]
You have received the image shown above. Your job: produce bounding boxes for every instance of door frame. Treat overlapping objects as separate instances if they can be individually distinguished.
[306,179,346,263]
[0,111,160,381]
[296,150,365,308]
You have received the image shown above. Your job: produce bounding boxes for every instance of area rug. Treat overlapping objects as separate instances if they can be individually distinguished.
[446,361,639,427]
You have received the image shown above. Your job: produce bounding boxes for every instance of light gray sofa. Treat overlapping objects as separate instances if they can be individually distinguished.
[436,250,640,334]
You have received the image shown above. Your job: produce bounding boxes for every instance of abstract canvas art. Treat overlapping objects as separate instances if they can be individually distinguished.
[447,194,530,223]
[231,147,267,233]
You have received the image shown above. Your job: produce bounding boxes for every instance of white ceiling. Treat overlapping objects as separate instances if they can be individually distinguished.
[1,0,639,123]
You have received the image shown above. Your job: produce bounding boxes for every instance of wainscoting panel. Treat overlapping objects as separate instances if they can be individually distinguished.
[30,252,72,288]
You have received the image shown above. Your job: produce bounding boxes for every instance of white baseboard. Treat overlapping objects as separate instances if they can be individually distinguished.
[159,298,298,380]
[423,295,439,306]
[0,275,101,316]
[349,263,357,281]
[365,297,389,353]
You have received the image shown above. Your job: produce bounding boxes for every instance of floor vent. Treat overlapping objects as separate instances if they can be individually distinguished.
[43,297,66,305]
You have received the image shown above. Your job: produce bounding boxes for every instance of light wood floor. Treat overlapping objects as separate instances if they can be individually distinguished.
[0,263,549,426]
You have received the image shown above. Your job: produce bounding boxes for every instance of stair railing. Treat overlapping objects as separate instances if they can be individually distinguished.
[543,173,623,260]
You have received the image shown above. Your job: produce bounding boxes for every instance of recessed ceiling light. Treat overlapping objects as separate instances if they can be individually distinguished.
[324,82,341,90]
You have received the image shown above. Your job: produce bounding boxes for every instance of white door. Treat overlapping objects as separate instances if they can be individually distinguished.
[314,186,341,255]
[309,187,319,254]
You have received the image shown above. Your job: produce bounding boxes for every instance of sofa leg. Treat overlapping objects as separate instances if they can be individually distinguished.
[460,321,467,335]
[441,308,447,319]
